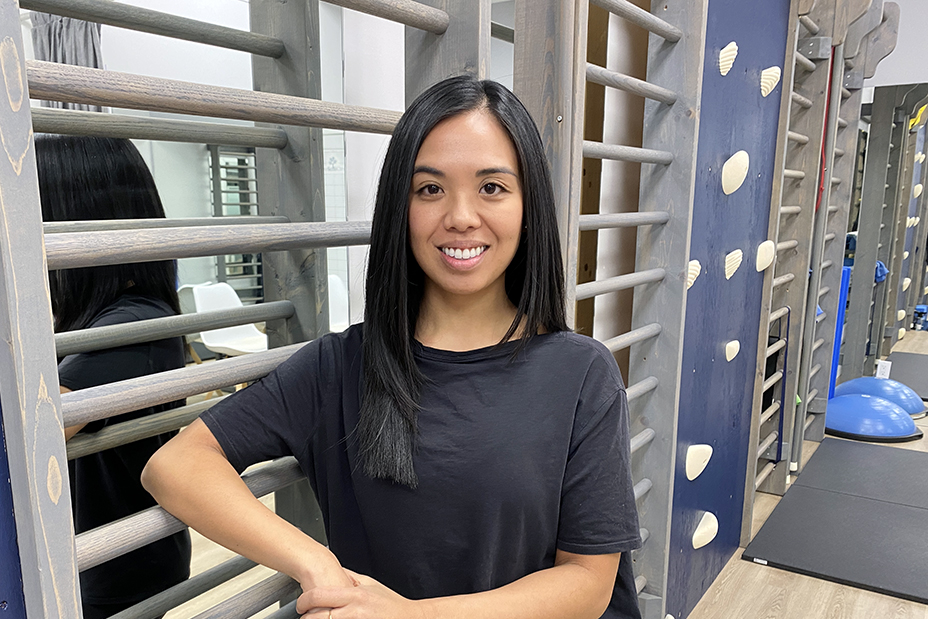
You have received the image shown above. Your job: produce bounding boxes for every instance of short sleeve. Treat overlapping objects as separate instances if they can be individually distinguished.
[199,338,333,474]
[557,386,642,555]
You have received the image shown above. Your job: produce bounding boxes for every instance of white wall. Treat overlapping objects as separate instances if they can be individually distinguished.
[865,0,928,88]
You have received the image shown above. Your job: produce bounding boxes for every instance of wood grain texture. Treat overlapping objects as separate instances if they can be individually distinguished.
[590,0,683,41]
[44,215,290,233]
[20,0,284,57]
[60,343,307,427]
[55,300,294,356]
[26,61,401,134]
[76,457,302,571]
[44,221,372,270]
[0,3,80,615]
[189,572,299,619]
[578,211,671,231]
[65,397,224,460]
[574,268,666,300]
[31,107,289,150]
[324,0,449,34]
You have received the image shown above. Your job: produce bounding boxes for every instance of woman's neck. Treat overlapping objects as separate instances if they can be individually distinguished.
[415,283,519,352]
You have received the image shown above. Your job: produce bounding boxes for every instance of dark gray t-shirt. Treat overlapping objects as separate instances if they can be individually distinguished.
[202,323,642,617]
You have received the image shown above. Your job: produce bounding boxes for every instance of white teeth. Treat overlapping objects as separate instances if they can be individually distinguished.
[442,246,486,260]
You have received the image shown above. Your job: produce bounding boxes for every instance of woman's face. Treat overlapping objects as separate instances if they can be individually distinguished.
[408,109,523,303]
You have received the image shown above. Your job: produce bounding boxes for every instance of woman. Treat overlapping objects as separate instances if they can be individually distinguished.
[143,76,641,618]
[38,135,191,619]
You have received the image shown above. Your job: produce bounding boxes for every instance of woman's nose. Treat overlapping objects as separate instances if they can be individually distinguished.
[444,193,481,231]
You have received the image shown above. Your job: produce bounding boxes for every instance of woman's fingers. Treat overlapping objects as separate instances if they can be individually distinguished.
[296,587,356,614]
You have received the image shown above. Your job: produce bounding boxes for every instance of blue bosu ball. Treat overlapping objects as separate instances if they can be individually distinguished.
[834,376,927,417]
[825,394,923,443]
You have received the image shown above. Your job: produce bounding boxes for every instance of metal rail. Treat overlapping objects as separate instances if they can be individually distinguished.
[27,61,401,135]
[61,343,307,427]
[602,323,662,353]
[56,301,294,357]
[20,0,285,57]
[45,221,372,270]
[585,63,677,105]
[77,458,302,571]
[31,108,289,149]
[575,268,666,300]
[582,140,674,165]
[578,211,671,230]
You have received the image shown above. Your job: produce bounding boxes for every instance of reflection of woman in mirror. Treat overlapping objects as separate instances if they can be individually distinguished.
[144,76,642,619]
[37,135,191,619]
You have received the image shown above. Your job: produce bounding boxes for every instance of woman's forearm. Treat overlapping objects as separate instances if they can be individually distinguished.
[141,419,352,589]
[420,554,616,619]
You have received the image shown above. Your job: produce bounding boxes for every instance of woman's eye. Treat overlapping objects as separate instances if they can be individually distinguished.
[481,182,503,195]
[419,184,442,196]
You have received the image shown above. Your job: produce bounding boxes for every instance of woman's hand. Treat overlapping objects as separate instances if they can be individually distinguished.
[297,570,426,619]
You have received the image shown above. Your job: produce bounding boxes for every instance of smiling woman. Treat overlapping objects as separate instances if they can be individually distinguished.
[143,76,643,619]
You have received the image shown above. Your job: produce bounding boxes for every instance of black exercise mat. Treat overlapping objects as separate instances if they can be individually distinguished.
[742,485,928,603]
[886,351,928,400]
[793,437,928,510]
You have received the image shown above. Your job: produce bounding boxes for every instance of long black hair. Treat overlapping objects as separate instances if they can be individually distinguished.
[361,76,568,487]
[35,135,181,333]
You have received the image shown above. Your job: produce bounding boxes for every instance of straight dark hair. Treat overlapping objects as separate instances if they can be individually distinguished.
[361,76,568,487]
[35,135,181,334]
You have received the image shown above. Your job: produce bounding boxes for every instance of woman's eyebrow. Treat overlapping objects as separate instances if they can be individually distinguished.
[476,167,517,177]
[413,165,444,176]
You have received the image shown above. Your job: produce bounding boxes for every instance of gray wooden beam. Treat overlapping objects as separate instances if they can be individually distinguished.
[0,2,80,614]
[250,0,330,549]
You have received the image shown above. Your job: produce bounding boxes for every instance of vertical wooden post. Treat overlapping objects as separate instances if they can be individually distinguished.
[251,0,328,544]
[0,1,80,614]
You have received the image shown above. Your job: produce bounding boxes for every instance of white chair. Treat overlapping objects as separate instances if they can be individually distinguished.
[192,282,268,357]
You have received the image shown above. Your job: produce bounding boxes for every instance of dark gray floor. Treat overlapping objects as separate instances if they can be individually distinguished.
[886,351,928,400]
[742,438,928,603]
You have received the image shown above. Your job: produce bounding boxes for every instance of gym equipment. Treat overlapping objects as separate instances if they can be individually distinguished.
[834,376,927,417]
[886,351,928,400]
[743,438,928,604]
[824,393,923,442]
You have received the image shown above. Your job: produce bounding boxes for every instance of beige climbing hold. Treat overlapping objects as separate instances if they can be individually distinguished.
[918,152,924,165]
[686,259,702,290]
[756,240,776,271]
[903,277,911,291]
[898,309,907,321]
[904,251,910,260]
[915,184,924,198]
[686,444,713,481]
[760,66,781,97]
[725,249,743,280]
[721,150,750,195]
[898,328,906,340]
[719,42,738,76]
[692,511,720,549]
[725,340,741,362]
[916,217,922,226]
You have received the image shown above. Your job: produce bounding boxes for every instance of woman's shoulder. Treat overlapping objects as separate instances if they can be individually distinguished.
[87,294,174,327]
[537,331,625,390]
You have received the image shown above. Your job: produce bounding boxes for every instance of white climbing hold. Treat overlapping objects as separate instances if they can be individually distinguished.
[692,511,720,549]
[686,445,713,481]
[719,42,738,76]
[760,66,781,97]
[915,184,924,198]
[898,328,906,340]
[917,152,924,165]
[921,153,927,164]
[916,217,922,226]
[898,309,907,321]
[725,249,743,280]
[756,240,776,271]
[725,340,741,362]
[686,259,702,290]
[903,277,911,291]
[904,251,910,259]
[721,150,750,195]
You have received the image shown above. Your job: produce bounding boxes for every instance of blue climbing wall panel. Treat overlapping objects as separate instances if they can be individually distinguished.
[0,406,26,618]
[666,0,791,617]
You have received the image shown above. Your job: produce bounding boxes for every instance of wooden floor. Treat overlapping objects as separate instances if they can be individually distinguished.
[690,330,928,619]
[167,332,928,618]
